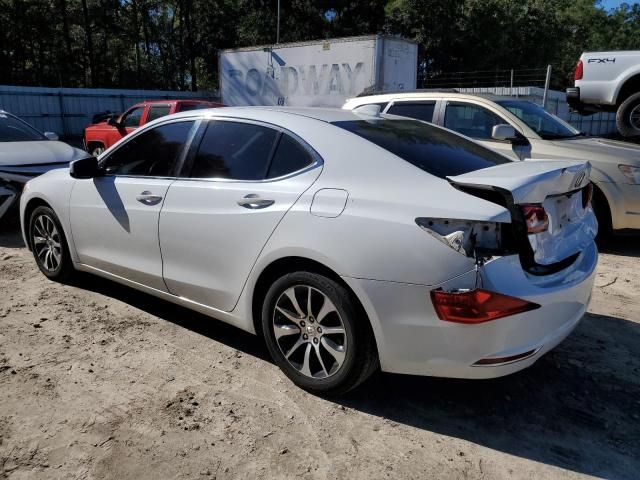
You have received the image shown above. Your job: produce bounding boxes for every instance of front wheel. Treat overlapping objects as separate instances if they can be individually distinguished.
[29,206,75,281]
[616,92,640,137]
[262,271,378,395]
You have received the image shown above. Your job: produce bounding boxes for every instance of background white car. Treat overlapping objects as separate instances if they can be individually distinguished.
[0,110,86,221]
[21,107,597,394]
[344,92,640,236]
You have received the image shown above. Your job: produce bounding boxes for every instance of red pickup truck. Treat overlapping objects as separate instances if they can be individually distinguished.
[83,99,222,156]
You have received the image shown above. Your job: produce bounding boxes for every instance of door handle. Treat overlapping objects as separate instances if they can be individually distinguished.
[136,191,163,205]
[237,194,275,209]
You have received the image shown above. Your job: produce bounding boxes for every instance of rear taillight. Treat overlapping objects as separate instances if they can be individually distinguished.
[574,60,583,81]
[582,183,593,208]
[430,288,540,324]
[521,205,549,234]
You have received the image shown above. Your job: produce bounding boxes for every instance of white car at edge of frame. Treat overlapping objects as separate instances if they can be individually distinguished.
[20,106,598,395]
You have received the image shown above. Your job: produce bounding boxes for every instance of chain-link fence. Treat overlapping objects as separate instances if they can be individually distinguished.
[420,67,550,89]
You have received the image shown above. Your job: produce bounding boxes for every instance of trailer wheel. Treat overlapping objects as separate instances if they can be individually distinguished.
[616,92,640,137]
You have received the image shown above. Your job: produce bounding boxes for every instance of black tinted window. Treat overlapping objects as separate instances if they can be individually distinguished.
[267,135,314,179]
[332,119,510,179]
[179,103,213,112]
[103,121,195,177]
[387,102,436,122]
[444,102,504,139]
[146,105,171,122]
[122,106,145,128]
[191,121,279,180]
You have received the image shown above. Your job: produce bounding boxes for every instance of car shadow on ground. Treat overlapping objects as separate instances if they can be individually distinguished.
[599,234,640,257]
[337,312,640,480]
[72,270,639,480]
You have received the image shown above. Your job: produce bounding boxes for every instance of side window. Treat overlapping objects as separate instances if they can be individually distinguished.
[102,121,195,177]
[387,102,436,123]
[146,105,171,123]
[191,121,279,180]
[444,102,505,139]
[121,106,145,128]
[267,134,314,179]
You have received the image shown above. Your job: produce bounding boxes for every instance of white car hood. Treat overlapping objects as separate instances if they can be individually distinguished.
[0,140,86,166]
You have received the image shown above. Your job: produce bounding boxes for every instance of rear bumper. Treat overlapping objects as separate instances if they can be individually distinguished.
[343,241,597,378]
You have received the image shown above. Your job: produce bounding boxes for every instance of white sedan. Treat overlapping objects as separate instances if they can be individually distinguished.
[20,107,598,394]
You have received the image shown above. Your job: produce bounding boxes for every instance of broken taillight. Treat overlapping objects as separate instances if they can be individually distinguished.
[521,205,549,234]
[574,60,583,81]
[582,183,593,209]
[430,288,540,324]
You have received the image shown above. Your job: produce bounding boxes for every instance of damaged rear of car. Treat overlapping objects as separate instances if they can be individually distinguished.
[335,117,597,378]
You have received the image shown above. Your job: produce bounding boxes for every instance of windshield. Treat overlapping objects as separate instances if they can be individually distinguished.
[332,118,510,179]
[497,100,581,140]
[0,112,47,142]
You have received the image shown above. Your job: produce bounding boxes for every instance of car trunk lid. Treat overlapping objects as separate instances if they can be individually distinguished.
[447,160,597,271]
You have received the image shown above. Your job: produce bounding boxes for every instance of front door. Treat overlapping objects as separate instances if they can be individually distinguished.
[160,119,321,311]
[441,101,528,160]
[69,119,197,290]
[106,105,146,148]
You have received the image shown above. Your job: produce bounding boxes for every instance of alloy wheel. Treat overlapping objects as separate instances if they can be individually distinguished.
[272,285,347,379]
[32,214,62,272]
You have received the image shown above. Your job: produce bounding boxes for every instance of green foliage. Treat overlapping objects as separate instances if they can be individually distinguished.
[0,0,638,91]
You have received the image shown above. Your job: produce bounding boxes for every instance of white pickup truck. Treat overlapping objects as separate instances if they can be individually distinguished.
[567,50,640,137]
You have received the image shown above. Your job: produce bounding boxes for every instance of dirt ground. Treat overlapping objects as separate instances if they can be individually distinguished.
[1,218,639,480]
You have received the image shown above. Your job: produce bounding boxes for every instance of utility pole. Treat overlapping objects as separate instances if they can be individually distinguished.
[276,0,280,44]
[542,64,552,109]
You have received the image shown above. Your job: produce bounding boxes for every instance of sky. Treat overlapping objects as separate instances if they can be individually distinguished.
[599,0,636,9]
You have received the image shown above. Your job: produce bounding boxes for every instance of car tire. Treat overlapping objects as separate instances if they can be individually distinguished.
[616,92,640,137]
[90,145,105,157]
[592,185,612,243]
[29,205,75,281]
[262,271,378,395]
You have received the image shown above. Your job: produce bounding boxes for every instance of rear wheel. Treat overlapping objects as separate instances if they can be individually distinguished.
[262,271,378,395]
[616,92,640,137]
[29,206,74,281]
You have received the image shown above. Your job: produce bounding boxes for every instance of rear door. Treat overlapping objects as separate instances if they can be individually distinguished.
[70,119,198,290]
[441,100,528,159]
[385,100,437,123]
[144,104,172,124]
[159,119,322,311]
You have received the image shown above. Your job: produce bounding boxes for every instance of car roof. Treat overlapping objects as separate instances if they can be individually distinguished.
[346,91,515,105]
[163,106,377,123]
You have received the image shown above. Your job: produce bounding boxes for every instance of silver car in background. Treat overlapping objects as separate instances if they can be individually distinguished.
[0,110,86,221]
[344,92,640,236]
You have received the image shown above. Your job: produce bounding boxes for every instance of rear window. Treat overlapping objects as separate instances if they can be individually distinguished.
[331,119,510,178]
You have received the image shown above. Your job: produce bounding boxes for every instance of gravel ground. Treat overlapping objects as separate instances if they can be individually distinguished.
[1,217,639,480]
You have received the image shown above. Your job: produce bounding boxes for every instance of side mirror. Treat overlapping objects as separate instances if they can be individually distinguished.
[107,116,121,127]
[491,124,518,141]
[44,131,59,141]
[70,156,102,179]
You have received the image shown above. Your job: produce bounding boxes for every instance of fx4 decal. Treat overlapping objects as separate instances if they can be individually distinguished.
[587,58,616,64]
